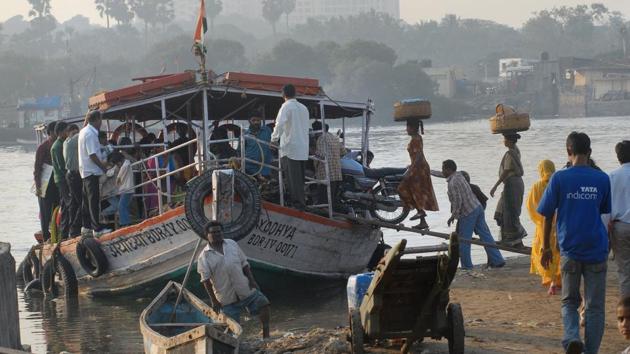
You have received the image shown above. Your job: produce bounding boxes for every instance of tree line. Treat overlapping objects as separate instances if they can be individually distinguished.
[1,2,628,122]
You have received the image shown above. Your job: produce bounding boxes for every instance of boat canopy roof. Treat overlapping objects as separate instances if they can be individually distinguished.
[88,71,369,122]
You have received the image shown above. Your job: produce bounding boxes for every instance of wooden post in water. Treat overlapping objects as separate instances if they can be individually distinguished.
[0,242,21,350]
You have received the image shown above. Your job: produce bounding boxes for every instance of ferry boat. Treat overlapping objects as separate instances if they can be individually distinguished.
[21,70,392,296]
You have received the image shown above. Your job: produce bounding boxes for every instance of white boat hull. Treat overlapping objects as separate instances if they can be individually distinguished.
[41,202,381,295]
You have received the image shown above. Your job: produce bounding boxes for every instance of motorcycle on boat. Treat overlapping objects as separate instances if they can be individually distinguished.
[339,153,410,224]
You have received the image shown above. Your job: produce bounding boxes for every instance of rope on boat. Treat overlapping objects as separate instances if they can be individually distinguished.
[333,212,531,256]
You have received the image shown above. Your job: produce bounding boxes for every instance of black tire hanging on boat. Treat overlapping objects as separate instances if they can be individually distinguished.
[24,278,43,293]
[22,250,41,284]
[185,169,262,241]
[76,237,109,277]
[42,255,78,298]
[16,260,26,285]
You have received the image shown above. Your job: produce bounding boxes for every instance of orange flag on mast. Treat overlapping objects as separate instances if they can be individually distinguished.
[193,0,207,53]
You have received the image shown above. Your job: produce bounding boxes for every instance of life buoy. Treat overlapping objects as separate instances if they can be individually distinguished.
[22,249,41,284]
[42,254,78,298]
[111,122,148,144]
[158,122,198,142]
[185,169,261,242]
[222,123,241,138]
[76,237,109,277]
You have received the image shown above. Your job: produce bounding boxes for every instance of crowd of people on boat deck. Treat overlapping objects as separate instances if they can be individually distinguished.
[31,83,349,241]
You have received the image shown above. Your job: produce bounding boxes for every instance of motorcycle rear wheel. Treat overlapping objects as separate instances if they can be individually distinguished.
[369,186,410,224]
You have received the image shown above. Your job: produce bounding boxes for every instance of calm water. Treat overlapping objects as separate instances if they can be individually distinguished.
[0,116,626,353]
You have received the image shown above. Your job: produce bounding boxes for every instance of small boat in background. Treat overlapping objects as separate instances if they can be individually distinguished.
[140,281,242,354]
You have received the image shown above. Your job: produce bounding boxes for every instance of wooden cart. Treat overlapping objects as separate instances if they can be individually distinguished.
[349,233,463,354]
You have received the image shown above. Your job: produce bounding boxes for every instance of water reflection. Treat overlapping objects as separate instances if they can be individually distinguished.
[3,116,628,353]
[20,290,146,353]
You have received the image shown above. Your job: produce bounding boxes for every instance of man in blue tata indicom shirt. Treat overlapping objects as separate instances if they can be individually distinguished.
[538,132,611,354]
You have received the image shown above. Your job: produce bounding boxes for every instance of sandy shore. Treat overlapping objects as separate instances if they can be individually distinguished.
[244,256,628,353]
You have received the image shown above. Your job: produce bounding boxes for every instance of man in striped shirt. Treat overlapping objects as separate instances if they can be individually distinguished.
[442,160,505,270]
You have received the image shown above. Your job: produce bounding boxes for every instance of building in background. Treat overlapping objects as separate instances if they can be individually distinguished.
[16,96,66,129]
[424,67,457,98]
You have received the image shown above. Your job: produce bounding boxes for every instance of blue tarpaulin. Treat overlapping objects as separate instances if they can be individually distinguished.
[17,96,62,111]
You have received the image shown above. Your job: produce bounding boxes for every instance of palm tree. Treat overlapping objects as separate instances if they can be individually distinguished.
[207,0,222,33]
[283,0,296,33]
[262,0,283,36]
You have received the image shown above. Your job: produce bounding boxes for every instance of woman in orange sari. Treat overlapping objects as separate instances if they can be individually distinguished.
[398,119,439,229]
[526,159,562,295]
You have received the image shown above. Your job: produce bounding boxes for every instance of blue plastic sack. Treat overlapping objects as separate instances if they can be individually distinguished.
[347,272,374,309]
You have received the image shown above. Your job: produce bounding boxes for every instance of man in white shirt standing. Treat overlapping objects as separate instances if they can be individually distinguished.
[197,221,271,338]
[609,140,630,298]
[78,110,111,236]
[271,84,310,210]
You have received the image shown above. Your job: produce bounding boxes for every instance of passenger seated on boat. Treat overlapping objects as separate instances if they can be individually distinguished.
[197,221,271,339]
[209,126,238,161]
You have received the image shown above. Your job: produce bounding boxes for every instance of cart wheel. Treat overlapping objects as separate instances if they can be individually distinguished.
[349,309,364,354]
[447,303,465,354]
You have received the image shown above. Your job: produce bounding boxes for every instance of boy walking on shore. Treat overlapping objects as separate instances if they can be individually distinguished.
[539,132,611,354]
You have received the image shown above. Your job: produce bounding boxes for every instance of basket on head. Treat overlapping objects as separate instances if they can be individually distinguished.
[394,98,431,122]
[489,104,530,134]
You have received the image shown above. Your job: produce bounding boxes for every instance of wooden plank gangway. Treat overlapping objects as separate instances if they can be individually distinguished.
[332,212,532,256]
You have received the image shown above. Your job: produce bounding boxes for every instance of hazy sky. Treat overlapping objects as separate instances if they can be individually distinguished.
[1,0,630,28]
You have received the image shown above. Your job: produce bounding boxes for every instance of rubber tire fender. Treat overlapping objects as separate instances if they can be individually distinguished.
[16,260,26,285]
[76,237,109,277]
[185,169,262,241]
[447,302,465,354]
[42,255,78,298]
[24,278,43,293]
[22,250,41,284]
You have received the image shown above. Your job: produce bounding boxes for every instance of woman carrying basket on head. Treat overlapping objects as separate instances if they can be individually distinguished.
[490,133,527,247]
[397,119,439,230]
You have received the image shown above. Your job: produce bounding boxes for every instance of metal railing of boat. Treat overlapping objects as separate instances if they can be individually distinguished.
[112,128,336,220]
[237,132,334,218]
[109,137,203,217]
